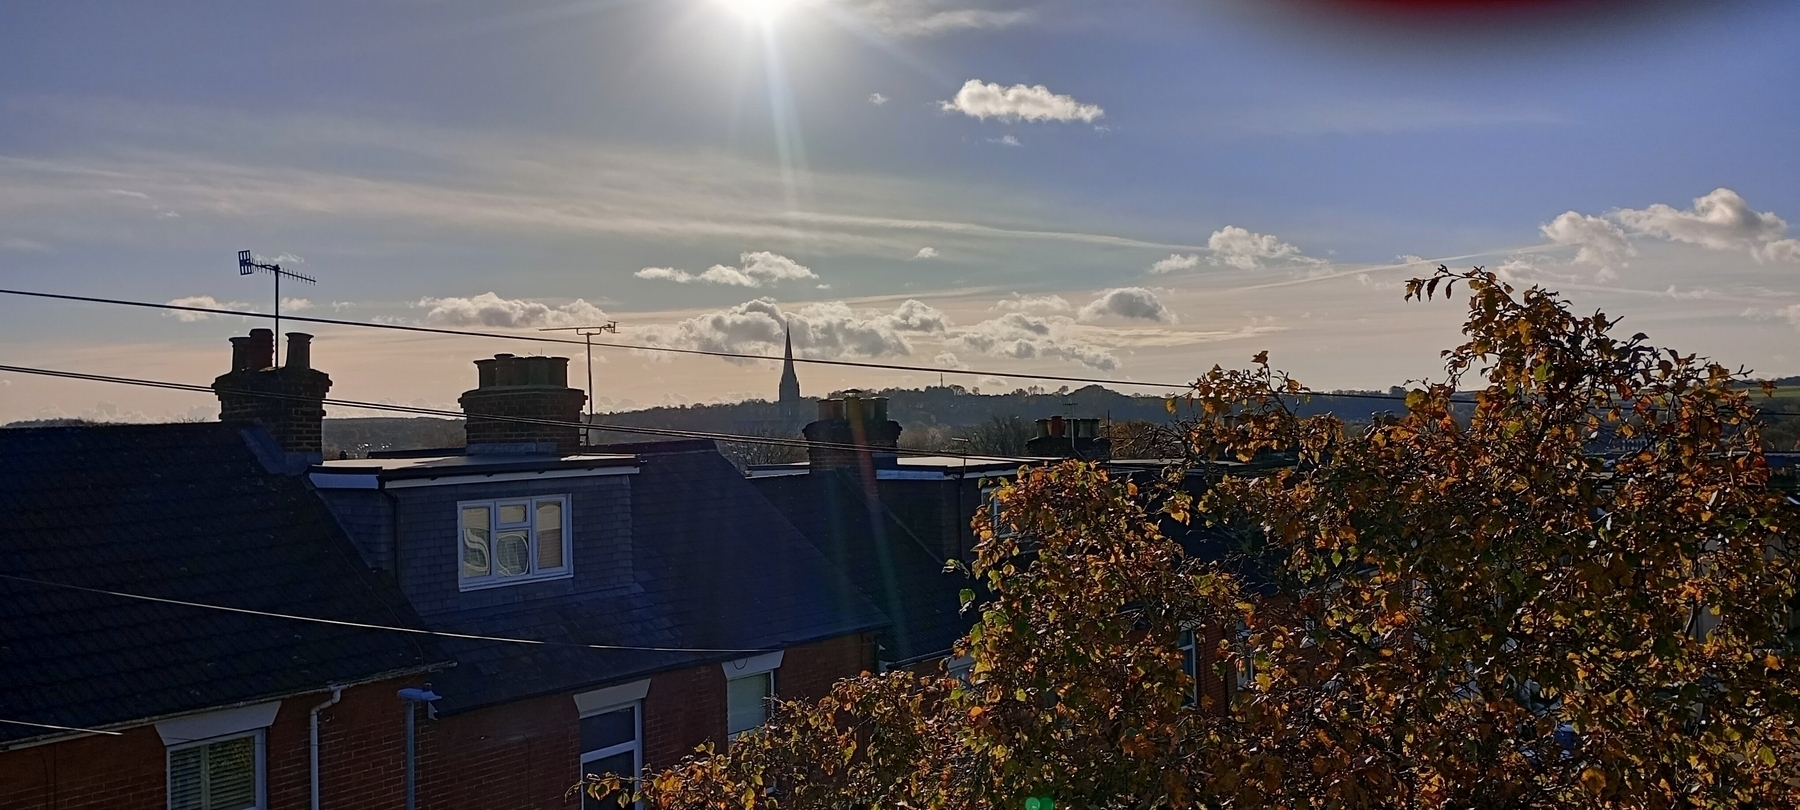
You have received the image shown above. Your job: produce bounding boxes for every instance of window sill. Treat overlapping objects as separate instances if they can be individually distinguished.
[457,570,573,592]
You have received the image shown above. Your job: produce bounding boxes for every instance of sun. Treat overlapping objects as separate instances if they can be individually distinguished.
[718,0,800,23]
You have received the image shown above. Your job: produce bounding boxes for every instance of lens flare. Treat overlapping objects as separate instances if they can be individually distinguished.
[719,0,798,23]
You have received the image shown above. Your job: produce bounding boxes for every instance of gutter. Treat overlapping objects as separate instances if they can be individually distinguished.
[0,662,449,753]
[309,686,344,810]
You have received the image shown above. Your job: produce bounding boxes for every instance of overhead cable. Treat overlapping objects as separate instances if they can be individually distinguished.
[0,573,775,655]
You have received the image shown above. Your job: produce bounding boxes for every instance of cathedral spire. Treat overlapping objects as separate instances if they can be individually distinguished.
[778,324,801,412]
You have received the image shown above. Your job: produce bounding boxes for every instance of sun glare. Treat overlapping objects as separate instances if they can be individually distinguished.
[719,0,798,23]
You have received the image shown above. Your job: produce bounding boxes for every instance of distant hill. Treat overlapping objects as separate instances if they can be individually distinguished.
[587,384,1415,448]
[6,385,1419,458]
[145,384,1428,459]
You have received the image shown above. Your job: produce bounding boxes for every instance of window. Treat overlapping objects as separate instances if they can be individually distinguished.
[1232,621,1256,695]
[1178,628,1198,707]
[168,731,263,810]
[726,672,774,737]
[459,495,571,590]
[982,487,1016,541]
[580,703,642,810]
[946,655,974,685]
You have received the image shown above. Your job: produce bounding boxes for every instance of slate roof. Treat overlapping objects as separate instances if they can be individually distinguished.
[0,423,443,747]
[752,468,977,666]
[421,442,892,714]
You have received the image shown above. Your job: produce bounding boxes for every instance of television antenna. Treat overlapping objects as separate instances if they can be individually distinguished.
[539,321,620,445]
[237,250,316,358]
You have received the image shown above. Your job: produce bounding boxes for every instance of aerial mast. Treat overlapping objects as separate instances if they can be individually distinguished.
[539,321,620,447]
[237,250,316,360]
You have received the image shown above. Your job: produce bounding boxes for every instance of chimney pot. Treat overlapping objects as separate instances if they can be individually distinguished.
[1049,415,1066,437]
[286,333,313,371]
[229,337,254,372]
[213,331,331,459]
[460,355,585,454]
[248,328,275,369]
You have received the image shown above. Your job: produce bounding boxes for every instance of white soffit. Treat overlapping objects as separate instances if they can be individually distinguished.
[722,650,784,678]
[155,701,282,746]
[573,679,653,717]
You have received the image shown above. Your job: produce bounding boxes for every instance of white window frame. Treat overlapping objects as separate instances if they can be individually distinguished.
[166,729,266,810]
[981,487,1017,541]
[457,494,573,591]
[1232,621,1256,694]
[1177,627,1199,707]
[726,671,775,739]
[946,654,974,685]
[579,700,643,810]
[722,651,783,739]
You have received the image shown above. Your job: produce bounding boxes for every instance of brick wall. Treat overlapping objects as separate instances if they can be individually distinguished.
[417,692,580,810]
[459,388,586,455]
[641,633,876,771]
[0,636,876,810]
[0,676,424,810]
[0,725,165,810]
[213,367,332,456]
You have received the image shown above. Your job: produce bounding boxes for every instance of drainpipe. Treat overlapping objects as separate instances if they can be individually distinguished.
[308,686,344,810]
[397,687,440,810]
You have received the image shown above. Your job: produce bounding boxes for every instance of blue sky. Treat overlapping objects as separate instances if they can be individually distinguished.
[3,0,1799,421]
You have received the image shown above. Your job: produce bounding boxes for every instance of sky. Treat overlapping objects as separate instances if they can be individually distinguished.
[2,0,1798,422]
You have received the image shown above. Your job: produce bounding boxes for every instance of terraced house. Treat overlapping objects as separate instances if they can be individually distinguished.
[0,330,887,810]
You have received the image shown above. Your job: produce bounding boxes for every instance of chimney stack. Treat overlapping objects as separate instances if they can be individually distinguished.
[1025,416,1110,460]
[212,331,332,459]
[459,354,587,455]
[803,389,902,475]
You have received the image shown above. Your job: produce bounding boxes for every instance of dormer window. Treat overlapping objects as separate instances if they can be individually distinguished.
[459,495,572,590]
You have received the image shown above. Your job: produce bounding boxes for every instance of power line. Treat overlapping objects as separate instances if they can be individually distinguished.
[0,572,774,655]
[4,288,1794,412]
[0,288,1195,391]
[0,718,124,736]
[0,362,1057,464]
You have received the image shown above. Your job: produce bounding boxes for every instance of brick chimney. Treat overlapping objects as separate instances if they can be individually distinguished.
[803,390,902,476]
[212,329,332,459]
[459,354,587,455]
[1025,416,1111,461]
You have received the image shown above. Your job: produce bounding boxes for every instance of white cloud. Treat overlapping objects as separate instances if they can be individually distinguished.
[281,297,312,311]
[940,80,1103,123]
[868,93,889,105]
[1764,239,1800,264]
[1207,226,1321,270]
[165,295,252,322]
[1149,253,1201,274]
[994,294,1071,313]
[846,0,1032,36]
[1541,211,1634,268]
[634,251,817,287]
[1077,287,1176,323]
[948,311,1119,370]
[1612,188,1788,253]
[911,246,939,260]
[932,351,968,369]
[636,298,948,360]
[988,135,1022,147]
[107,189,150,199]
[416,292,609,328]
[1533,188,1799,274]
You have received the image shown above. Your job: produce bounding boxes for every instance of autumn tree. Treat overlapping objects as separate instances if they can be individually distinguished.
[591,268,1800,809]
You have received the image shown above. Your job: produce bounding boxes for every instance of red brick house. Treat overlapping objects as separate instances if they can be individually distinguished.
[0,330,889,809]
